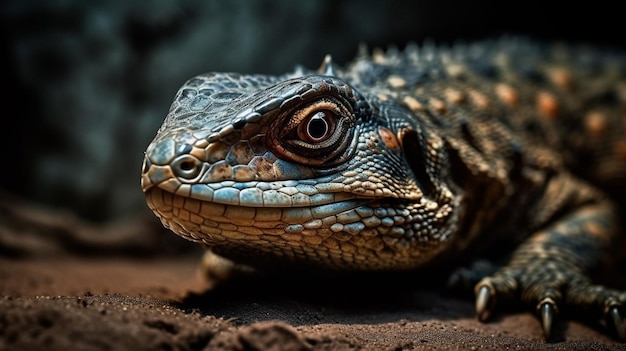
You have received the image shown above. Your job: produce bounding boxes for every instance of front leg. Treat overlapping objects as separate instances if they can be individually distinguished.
[475,202,626,341]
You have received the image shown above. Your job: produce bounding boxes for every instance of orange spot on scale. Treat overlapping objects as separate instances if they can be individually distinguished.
[536,91,560,119]
[585,221,610,239]
[584,112,607,137]
[372,48,386,64]
[429,97,447,114]
[548,68,573,91]
[469,90,490,109]
[378,126,401,151]
[444,88,465,105]
[402,96,423,111]
[387,75,407,89]
[495,84,519,107]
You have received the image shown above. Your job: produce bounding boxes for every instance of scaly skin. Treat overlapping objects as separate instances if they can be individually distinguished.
[141,38,626,341]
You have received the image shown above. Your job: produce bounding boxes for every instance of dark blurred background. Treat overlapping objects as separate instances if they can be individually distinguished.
[1,0,625,223]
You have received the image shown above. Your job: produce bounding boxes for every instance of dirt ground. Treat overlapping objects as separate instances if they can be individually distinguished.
[0,196,624,351]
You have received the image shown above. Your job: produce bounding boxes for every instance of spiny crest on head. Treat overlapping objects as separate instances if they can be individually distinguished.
[357,42,369,59]
[318,54,337,76]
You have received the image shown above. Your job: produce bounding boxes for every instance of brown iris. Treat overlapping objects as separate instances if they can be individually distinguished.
[268,96,356,166]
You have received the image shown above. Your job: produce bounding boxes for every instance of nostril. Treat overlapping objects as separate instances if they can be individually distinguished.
[171,155,202,179]
[179,160,195,171]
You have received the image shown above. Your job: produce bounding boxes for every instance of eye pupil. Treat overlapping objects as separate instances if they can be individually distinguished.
[307,112,330,141]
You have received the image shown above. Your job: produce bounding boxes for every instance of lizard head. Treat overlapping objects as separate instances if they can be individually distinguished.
[141,72,460,271]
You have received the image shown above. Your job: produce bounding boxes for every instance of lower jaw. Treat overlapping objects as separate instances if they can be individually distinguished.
[145,188,445,271]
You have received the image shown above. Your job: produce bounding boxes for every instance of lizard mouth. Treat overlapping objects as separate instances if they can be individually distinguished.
[144,186,372,242]
[144,185,398,270]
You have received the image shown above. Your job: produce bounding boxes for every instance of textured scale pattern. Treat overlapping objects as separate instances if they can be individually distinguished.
[141,38,626,341]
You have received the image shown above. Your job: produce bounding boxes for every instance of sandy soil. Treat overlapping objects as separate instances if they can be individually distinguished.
[0,197,624,351]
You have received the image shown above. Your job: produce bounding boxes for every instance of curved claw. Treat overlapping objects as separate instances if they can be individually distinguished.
[475,285,495,322]
[607,306,626,341]
[539,302,556,341]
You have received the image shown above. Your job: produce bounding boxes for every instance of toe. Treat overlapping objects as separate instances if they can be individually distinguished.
[475,284,495,322]
[538,298,558,341]
[607,305,626,341]
[474,274,517,322]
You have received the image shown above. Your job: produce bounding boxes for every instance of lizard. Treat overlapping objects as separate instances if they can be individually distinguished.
[140,37,626,341]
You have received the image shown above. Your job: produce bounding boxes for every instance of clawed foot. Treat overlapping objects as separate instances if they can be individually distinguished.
[474,275,626,341]
[464,202,626,342]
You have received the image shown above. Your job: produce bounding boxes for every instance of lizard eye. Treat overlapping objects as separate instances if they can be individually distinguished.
[297,110,336,143]
[269,97,356,166]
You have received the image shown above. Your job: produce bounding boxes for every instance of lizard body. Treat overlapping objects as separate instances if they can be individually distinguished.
[141,38,626,341]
